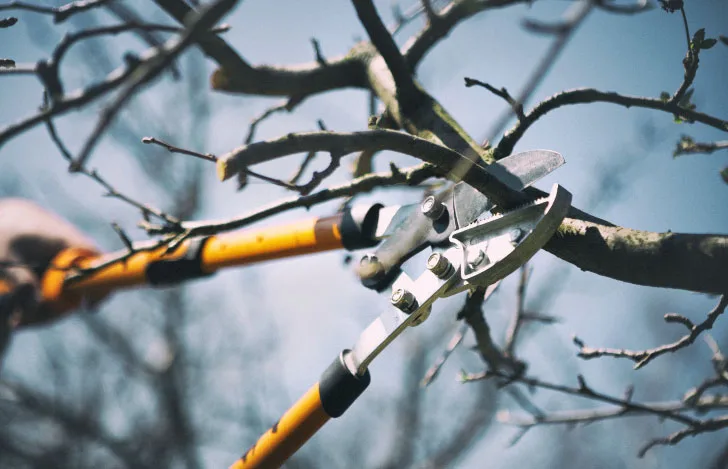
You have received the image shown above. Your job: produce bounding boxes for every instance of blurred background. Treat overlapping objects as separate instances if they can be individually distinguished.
[1,0,727,467]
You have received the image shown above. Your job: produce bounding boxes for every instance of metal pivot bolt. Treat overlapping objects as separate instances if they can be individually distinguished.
[391,288,416,312]
[467,249,487,269]
[421,196,445,220]
[359,253,384,279]
[509,228,524,245]
[426,252,453,278]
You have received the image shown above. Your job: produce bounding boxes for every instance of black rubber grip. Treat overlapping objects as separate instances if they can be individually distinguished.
[339,205,382,251]
[319,351,371,418]
[146,236,214,286]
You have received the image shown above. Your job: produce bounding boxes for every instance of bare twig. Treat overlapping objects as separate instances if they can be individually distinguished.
[573,295,728,369]
[160,162,436,237]
[503,265,531,356]
[0,15,16,27]
[288,152,316,184]
[464,77,524,120]
[245,98,300,144]
[110,222,134,252]
[421,323,468,387]
[461,370,699,427]
[352,0,420,108]
[44,105,181,229]
[310,38,326,66]
[0,0,113,23]
[496,87,728,158]
[639,415,728,457]
[498,394,728,428]
[484,0,593,158]
[674,136,728,156]
[70,0,239,171]
[142,136,217,162]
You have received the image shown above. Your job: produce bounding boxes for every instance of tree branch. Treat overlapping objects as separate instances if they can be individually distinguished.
[70,0,239,171]
[352,0,419,109]
[573,295,728,369]
[0,0,112,23]
[496,87,728,157]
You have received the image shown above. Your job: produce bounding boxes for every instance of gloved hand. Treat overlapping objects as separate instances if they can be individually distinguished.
[0,198,102,352]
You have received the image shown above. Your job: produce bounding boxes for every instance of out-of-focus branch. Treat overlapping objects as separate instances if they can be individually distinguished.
[461,371,699,427]
[0,379,147,466]
[70,0,239,171]
[503,266,530,356]
[352,0,420,108]
[573,295,728,368]
[403,0,529,68]
[245,98,300,144]
[44,114,182,230]
[0,0,112,23]
[153,0,369,100]
[498,394,728,427]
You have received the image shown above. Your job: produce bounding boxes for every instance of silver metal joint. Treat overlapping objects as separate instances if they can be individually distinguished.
[426,252,453,278]
[390,288,417,312]
[421,196,445,220]
[359,253,384,278]
[467,249,487,269]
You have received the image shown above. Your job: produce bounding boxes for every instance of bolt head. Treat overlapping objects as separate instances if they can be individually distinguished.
[509,228,524,245]
[390,288,416,312]
[421,196,445,219]
[359,253,384,279]
[426,252,452,278]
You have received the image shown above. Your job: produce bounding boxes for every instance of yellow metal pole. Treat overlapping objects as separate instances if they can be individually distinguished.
[37,215,345,314]
[230,384,330,469]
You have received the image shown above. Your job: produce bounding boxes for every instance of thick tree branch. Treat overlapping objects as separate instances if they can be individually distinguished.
[546,221,728,294]
[154,0,368,100]
[213,129,728,294]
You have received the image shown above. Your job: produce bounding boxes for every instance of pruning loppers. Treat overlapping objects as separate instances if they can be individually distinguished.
[0,148,571,469]
[227,151,572,468]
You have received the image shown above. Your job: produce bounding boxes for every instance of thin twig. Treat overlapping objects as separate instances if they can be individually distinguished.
[573,295,728,369]
[464,77,524,120]
[245,98,300,145]
[503,265,531,356]
[0,0,113,23]
[70,0,238,171]
[674,137,728,157]
[43,103,181,229]
[461,370,699,427]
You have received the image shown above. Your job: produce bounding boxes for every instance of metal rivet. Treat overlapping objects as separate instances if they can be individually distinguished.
[391,288,416,312]
[421,196,445,220]
[426,252,453,278]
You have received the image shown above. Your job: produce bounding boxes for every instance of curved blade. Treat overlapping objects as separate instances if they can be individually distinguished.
[452,149,564,228]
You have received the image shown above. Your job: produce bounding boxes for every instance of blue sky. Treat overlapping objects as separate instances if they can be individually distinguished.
[1,1,727,468]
